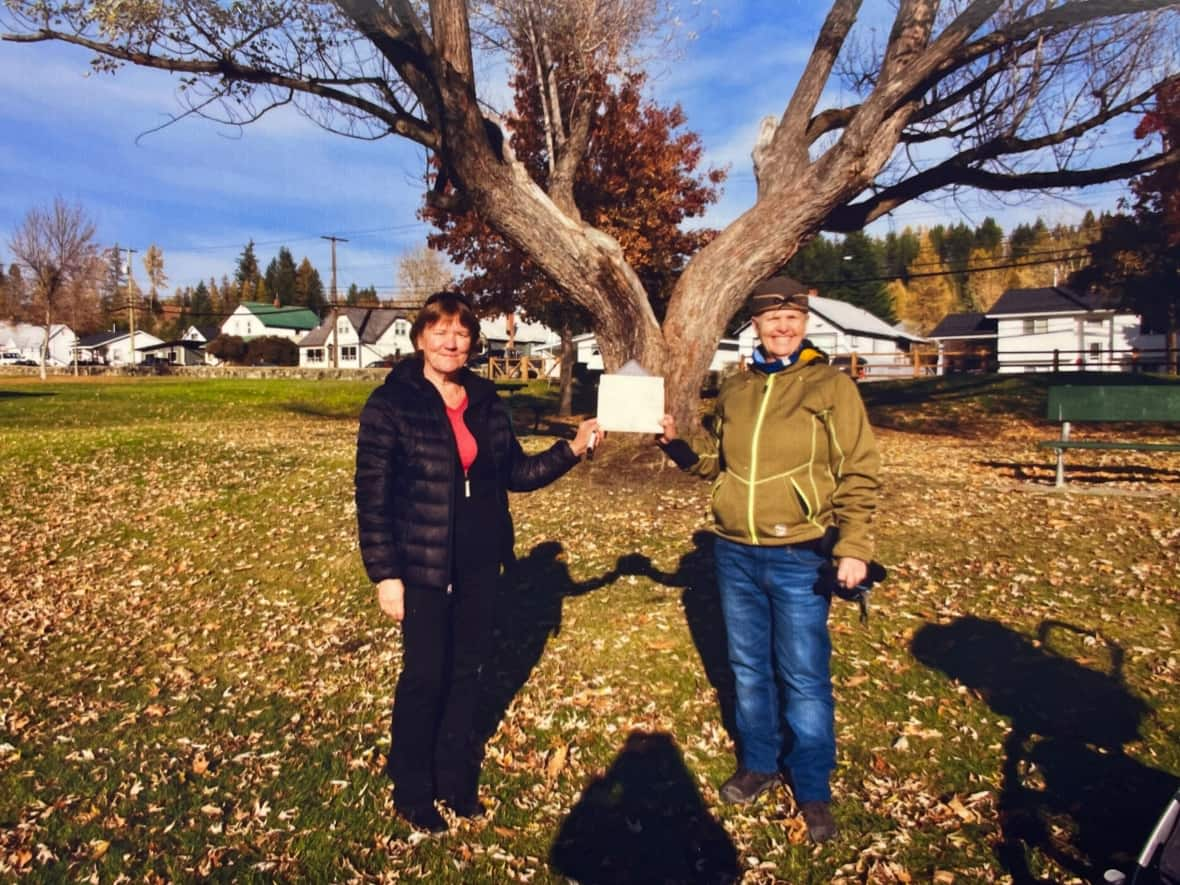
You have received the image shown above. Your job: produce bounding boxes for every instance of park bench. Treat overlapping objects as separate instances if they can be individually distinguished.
[1039,385,1180,487]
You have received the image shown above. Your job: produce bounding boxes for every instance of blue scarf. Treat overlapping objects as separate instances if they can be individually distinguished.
[752,345,799,374]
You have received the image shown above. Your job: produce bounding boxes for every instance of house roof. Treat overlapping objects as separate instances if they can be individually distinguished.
[195,325,221,341]
[986,286,1109,317]
[927,312,998,340]
[139,339,206,352]
[300,307,414,347]
[78,331,121,348]
[238,301,320,331]
[480,313,560,345]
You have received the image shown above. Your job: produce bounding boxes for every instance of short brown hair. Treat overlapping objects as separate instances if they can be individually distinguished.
[411,291,481,350]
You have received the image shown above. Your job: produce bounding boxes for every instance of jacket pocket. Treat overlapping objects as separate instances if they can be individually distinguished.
[752,475,810,543]
[710,471,745,539]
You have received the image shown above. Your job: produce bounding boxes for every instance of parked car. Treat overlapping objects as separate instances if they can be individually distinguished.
[0,350,24,365]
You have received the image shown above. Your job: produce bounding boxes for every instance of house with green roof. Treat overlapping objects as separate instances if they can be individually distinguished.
[220,301,321,342]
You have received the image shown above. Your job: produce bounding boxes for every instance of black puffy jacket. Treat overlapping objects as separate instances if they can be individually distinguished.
[355,356,579,591]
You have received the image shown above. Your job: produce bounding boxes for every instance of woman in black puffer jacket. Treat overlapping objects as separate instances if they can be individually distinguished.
[355,292,599,833]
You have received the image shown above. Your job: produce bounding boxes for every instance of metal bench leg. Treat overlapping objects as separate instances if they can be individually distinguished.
[1054,421,1070,488]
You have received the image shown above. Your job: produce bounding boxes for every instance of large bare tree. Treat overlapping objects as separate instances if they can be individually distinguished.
[7,198,98,379]
[5,1,1179,422]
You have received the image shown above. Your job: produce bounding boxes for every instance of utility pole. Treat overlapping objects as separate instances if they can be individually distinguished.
[321,235,348,369]
[114,246,138,368]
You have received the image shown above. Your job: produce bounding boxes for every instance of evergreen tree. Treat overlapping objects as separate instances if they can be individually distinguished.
[838,231,893,320]
[974,217,1004,253]
[190,280,213,324]
[235,240,260,297]
[264,247,298,306]
[882,228,920,280]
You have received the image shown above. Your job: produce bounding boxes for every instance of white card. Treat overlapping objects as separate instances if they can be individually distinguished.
[596,374,665,433]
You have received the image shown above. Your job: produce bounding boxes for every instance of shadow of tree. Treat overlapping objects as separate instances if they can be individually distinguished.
[475,541,619,745]
[617,531,739,748]
[911,616,1177,882]
[0,390,56,399]
[549,730,739,885]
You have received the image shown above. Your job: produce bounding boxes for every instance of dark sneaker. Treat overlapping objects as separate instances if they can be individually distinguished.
[718,768,780,804]
[800,800,838,843]
[440,794,487,819]
[396,802,448,833]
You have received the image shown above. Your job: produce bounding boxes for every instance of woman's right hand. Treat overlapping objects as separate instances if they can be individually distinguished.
[376,578,406,622]
[656,414,677,444]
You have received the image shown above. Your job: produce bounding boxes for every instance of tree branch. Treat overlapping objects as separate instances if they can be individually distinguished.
[770,0,862,181]
[823,146,1180,232]
[3,26,439,147]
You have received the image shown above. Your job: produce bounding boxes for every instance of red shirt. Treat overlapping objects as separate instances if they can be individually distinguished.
[446,395,478,473]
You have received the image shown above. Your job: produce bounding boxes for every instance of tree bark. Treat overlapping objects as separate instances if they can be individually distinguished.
[558,323,574,416]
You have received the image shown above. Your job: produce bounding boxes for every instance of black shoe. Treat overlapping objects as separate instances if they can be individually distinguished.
[718,768,780,804]
[396,802,448,833]
[800,800,838,843]
[440,794,487,819]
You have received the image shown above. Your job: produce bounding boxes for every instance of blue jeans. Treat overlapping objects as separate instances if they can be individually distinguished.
[714,536,834,803]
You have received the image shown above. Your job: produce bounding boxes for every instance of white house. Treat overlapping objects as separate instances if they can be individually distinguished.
[180,325,223,366]
[926,312,998,375]
[76,329,165,365]
[299,307,415,368]
[736,295,924,375]
[0,321,77,366]
[986,287,1164,373]
[221,302,320,342]
[479,313,561,355]
[570,331,742,373]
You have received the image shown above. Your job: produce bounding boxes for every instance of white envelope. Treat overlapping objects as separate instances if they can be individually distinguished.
[596,373,665,433]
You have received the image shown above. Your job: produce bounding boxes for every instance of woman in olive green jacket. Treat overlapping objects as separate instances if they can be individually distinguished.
[658,275,880,844]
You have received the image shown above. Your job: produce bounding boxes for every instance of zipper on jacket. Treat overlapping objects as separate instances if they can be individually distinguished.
[464,471,471,498]
[747,373,776,544]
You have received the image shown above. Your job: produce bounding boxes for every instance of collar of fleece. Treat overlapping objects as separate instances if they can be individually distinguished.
[752,339,828,374]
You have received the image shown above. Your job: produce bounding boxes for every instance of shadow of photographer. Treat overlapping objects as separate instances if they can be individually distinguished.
[615,531,739,748]
[911,615,1176,883]
[549,730,739,884]
[475,540,620,746]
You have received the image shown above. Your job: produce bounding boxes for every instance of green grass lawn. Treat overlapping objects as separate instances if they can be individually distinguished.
[1,373,1177,883]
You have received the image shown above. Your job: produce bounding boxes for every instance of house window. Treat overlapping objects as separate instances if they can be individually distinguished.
[394,320,409,336]
[1022,318,1048,335]
[342,345,358,361]
[308,348,324,362]
[1089,342,1101,358]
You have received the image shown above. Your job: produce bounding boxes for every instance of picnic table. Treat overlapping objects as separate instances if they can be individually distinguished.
[1039,385,1180,487]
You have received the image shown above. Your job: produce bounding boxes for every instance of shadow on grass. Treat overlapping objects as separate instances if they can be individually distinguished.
[549,730,739,885]
[617,532,739,747]
[475,541,620,744]
[978,458,1180,485]
[911,616,1177,883]
[0,390,56,399]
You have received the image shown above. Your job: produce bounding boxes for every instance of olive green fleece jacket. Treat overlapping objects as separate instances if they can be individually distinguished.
[681,347,880,562]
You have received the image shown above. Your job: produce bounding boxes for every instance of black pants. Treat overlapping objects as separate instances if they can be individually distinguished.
[388,561,499,808]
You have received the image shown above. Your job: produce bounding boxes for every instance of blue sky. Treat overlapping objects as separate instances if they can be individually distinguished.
[0,1,1140,300]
